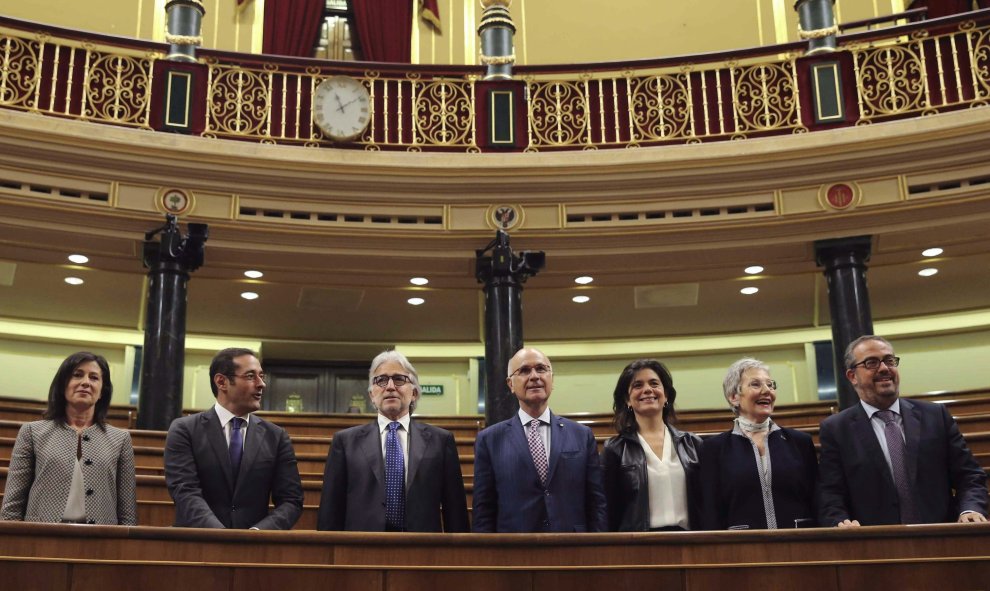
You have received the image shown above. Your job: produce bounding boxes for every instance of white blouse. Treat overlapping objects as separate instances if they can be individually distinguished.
[638,428,690,530]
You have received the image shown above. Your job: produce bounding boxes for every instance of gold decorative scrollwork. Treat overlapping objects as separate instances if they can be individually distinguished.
[733,63,799,131]
[0,35,39,109]
[413,79,474,145]
[854,45,925,118]
[207,65,271,136]
[971,28,990,99]
[628,74,690,140]
[84,53,153,125]
[527,80,588,147]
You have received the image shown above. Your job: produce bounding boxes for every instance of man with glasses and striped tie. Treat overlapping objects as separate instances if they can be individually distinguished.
[472,347,607,532]
[317,350,469,532]
[817,335,988,527]
[165,348,303,529]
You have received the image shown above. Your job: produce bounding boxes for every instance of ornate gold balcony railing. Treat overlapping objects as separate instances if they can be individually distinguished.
[2,11,990,153]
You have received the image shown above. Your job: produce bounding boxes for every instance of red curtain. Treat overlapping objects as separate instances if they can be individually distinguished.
[263,0,326,57]
[352,0,413,63]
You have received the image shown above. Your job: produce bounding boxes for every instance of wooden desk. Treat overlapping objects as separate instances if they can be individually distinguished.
[0,522,989,590]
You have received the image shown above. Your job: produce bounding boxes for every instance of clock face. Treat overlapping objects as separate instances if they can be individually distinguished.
[313,76,371,142]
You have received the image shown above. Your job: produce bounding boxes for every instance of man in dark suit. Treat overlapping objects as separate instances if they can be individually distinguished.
[164,348,303,529]
[316,350,469,532]
[472,347,607,532]
[817,335,988,527]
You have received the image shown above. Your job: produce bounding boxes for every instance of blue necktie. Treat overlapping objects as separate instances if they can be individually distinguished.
[229,417,244,479]
[384,421,405,530]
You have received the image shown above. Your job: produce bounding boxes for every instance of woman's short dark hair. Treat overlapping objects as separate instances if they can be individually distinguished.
[611,359,678,434]
[43,351,113,430]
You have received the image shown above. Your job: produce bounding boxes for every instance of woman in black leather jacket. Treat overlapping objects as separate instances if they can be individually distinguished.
[601,359,703,531]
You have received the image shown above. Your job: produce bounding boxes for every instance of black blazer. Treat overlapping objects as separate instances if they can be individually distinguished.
[316,419,469,532]
[601,425,703,531]
[699,427,818,530]
[164,409,303,530]
[817,398,988,526]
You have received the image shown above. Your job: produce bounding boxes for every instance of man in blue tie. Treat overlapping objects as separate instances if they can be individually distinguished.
[472,347,607,532]
[165,348,303,529]
[817,335,988,527]
[317,350,469,532]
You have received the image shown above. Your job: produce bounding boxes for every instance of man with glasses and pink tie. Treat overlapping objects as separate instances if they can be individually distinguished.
[316,350,469,532]
[472,347,607,532]
[165,348,303,529]
[817,335,988,527]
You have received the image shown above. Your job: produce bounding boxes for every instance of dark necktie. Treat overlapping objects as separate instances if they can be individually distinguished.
[875,410,919,524]
[527,419,549,486]
[384,421,406,530]
[229,417,244,478]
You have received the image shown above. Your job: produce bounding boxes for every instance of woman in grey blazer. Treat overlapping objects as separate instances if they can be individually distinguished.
[1,352,137,525]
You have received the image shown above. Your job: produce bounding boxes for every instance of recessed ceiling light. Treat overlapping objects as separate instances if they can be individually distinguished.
[572,295,591,303]
[240,291,259,300]
[574,276,594,285]
[740,286,759,295]
[407,297,425,305]
[918,268,938,277]
[244,270,264,279]
[409,277,429,286]
[64,277,84,285]
[67,254,89,264]
[744,265,764,275]
[921,247,943,258]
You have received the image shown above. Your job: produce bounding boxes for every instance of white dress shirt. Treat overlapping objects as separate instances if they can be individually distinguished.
[638,429,689,530]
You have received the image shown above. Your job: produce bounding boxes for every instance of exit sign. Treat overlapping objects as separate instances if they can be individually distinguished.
[420,384,444,396]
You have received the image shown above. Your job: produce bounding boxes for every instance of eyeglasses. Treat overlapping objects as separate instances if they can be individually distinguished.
[372,374,412,388]
[509,364,552,378]
[850,356,900,371]
[231,372,265,382]
[743,379,777,391]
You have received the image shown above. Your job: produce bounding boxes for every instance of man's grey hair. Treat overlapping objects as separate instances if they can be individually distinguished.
[843,335,894,369]
[368,350,420,411]
[722,358,771,415]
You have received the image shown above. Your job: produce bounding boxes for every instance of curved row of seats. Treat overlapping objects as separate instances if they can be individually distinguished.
[2,389,990,529]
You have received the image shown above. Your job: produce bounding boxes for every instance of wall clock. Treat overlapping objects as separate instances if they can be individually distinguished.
[313,76,371,142]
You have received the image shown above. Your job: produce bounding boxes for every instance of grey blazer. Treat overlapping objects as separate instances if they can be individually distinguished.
[164,409,303,530]
[0,420,137,525]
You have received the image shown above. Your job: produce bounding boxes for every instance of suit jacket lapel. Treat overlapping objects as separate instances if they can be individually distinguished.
[204,410,235,494]
[900,399,921,485]
[850,404,897,491]
[359,421,384,486]
[406,420,428,491]
[545,413,564,484]
[234,415,264,493]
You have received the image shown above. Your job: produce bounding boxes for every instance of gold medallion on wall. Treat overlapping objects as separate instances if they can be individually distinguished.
[818,182,861,211]
[155,187,195,216]
[486,204,523,231]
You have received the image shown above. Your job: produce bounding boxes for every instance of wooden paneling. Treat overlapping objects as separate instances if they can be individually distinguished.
[0,560,70,590]
[836,560,990,589]
[0,522,989,591]
[386,570,531,591]
[69,564,231,591]
[686,565,839,590]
